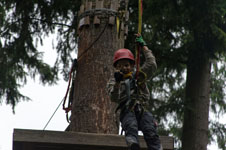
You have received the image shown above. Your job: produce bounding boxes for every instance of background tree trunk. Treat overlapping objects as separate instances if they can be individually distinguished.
[182,51,211,150]
[70,0,128,134]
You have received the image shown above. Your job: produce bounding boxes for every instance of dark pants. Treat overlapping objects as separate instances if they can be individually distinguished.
[120,110,161,150]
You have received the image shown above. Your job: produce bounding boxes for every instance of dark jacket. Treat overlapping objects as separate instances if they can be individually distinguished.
[107,49,157,112]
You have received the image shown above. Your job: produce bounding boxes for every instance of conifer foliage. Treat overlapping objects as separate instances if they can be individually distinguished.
[0,0,80,111]
[125,0,226,149]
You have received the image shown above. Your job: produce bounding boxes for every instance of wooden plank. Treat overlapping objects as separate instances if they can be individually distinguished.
[109,0,118,25]
[78,4,85,31]
[94,0,104,25]
[84,1,92,25]
[13,129,174,150]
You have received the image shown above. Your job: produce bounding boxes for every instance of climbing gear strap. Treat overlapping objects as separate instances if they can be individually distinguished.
[62,59,77,122]
[138,0,143,34]
[136,45,141,79]
[136,70,147,85]
[136,0,143,79]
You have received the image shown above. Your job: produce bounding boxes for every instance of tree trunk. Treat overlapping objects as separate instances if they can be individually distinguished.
[70,0,128,134]
[182,51,211,150]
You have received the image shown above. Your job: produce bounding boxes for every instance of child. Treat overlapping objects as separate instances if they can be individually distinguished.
[107,34,162,150]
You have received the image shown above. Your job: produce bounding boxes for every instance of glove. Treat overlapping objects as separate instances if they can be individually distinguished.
[135,36,147,47]
[114,71,124,82]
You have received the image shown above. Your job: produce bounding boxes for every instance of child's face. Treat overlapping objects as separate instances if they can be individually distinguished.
[115,59,134,74]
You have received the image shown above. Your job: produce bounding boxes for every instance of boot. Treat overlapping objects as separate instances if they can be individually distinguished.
[128,142,140,150]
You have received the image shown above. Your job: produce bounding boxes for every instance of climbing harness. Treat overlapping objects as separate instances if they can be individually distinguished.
[43,59,77,129]
[115,72,137,113]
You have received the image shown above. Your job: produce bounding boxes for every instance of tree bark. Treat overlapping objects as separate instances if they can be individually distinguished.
[182,51,211,150]
[70,0,127,134]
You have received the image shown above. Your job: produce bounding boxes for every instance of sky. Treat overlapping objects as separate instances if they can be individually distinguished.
[0,77,69,150]
[0,37,69,150]
[0,37,225,150]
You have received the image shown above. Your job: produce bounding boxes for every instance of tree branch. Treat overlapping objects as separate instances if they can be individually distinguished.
[30,17,73,28]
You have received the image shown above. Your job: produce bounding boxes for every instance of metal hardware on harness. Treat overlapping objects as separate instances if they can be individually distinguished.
[79,8,117,19]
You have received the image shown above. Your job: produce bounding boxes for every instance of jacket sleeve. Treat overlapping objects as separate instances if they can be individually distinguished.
[106,77,121,103]
[141,49,157,79]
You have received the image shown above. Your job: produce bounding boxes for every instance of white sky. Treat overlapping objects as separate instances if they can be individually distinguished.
[0,36,69,150]
[0,37,224,150]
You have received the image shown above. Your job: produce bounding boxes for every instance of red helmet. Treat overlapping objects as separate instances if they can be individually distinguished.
[113,48,135,67]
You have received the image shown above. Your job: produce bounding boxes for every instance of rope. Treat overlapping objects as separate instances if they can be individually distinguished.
[77,22,108,61]
[62,65,74,113]
[60,20,109,123]
[138,0,143,33]
[136,0,143,79]
[43,97,64,130]
[43,2,128,128]
[43,60,76,130]
[61,59,78,123]
[136,45,141,79]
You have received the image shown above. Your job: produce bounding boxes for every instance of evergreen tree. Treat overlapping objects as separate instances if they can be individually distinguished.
[0,0,80,111]
[125,0,226,149]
